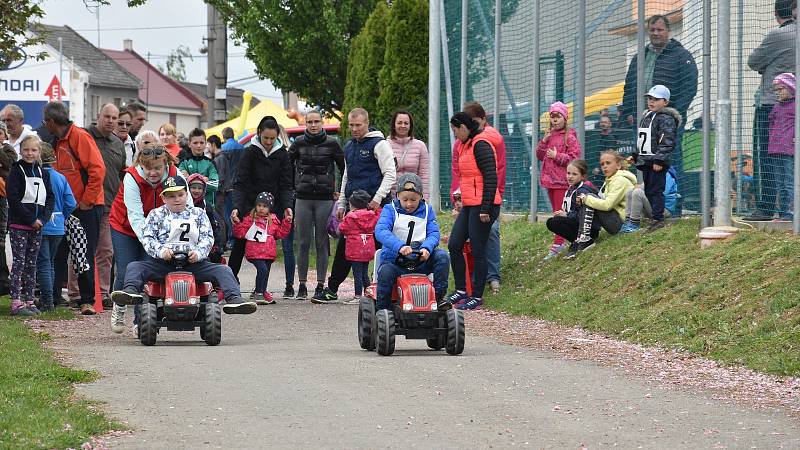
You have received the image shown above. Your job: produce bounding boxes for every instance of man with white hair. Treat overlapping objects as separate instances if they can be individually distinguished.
[0,104,38,155]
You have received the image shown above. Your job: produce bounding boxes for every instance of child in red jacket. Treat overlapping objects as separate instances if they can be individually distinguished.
[233,192,292,304]
[337,190,380,304]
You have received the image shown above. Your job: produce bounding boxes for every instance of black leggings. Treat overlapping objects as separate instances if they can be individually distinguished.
[546,203,622,243]
[448,205,500,298]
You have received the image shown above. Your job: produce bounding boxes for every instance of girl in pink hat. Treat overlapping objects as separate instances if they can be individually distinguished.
[536,101,581,258]
[768,72,796,220]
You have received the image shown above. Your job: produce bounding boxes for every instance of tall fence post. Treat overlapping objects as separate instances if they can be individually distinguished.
[636,0,645,124]
[714,0,732,226]
[701,0,712,228]
[460,0,468,107]
[492,0,501,127]
[439,0,455,148]
[428,0,441,211]
[735,0,745,214]
[530,0,540,223]
[576,0,586,154]
[794,9,800,234]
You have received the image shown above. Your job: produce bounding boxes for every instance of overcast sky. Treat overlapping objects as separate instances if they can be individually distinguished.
[40,0,283,103]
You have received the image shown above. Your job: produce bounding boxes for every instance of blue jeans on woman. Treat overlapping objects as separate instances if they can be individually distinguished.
[37,234,63,307]
[111,229,148,324]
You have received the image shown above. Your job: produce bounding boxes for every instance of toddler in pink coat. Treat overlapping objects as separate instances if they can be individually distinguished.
[337,190,380,303]
[536,101,581,253]
[233,192,292,304]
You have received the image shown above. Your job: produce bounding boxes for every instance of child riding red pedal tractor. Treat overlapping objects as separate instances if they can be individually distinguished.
[137,251,222,346]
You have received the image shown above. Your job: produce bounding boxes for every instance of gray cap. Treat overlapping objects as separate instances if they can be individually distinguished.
[397,173,423,195]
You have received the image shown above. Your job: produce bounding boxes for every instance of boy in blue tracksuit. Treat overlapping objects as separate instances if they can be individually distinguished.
[374,173,450,311]
[37,143,76,311]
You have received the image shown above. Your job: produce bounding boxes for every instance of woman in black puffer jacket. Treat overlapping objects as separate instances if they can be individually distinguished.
[287,110,344,299]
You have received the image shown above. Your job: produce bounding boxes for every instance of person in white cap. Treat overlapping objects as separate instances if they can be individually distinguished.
[630,85,682,232]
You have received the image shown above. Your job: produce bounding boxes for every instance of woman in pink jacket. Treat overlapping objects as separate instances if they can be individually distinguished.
[233,192,292,304]
[536,101,581,254]
[389,110,430,193]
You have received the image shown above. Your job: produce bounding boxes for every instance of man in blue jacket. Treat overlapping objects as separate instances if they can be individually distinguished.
[374,173,450,311]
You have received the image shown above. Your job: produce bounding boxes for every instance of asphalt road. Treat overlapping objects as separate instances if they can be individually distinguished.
[70,263,800,449]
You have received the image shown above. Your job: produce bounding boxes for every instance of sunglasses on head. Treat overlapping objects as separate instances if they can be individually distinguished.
[141,146,166,157]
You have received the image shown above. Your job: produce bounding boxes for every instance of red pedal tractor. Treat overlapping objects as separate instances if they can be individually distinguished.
[138,252,222,346]
[359,224,465,356]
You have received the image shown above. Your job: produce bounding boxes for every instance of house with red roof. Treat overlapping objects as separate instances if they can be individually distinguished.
[102,40,203,134]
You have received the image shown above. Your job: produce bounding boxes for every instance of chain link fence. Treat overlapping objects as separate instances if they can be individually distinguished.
[432,0,798,232]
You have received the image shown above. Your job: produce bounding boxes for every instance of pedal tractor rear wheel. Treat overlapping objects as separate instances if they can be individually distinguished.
[358,297,376,350]
[139,302,159,346]
[375,309,396,356]
[445,309,465,355]
[203,302,222,346]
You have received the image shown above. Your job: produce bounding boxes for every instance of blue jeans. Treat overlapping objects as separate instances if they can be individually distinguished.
[486,220,501,283]
[224,193,234,243]
[250,259,273,293]
[112,229,148,324]
[376,249,450,310]
[37,235,63,306]
[755,105,776,215]
[772,154,795,218]
[351,261,370,296]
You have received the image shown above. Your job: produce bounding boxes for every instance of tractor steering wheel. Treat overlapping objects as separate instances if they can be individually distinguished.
[395,249,424,271]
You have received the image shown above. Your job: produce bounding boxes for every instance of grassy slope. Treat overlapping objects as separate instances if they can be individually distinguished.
[483,217,800,376]
[0,298,116,449]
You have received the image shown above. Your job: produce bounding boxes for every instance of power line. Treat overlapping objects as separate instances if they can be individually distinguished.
[72,24,222,32]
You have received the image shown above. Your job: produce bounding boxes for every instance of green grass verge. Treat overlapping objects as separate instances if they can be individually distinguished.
[0,298,118,449]
[488,217,800,376]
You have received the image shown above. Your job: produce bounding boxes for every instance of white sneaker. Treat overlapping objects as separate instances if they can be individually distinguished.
[110,304,125,334]
[343,296,362,305]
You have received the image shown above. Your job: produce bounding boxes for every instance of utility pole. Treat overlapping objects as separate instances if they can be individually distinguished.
[207,4,228,126]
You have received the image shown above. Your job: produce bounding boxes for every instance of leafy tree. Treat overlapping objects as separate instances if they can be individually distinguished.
[375,0,428,138]
[207,0,378,120]
[157,45,193,82]
[342,1,390,128]
[0,1,46,69]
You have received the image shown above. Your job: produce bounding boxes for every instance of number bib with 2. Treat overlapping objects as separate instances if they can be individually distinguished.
[166,219,199,246]
[637,112,654,156]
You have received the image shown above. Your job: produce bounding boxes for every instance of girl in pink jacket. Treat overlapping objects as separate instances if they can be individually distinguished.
[536,101,581,253]
[233,192,292,304]
[337,190,380,303]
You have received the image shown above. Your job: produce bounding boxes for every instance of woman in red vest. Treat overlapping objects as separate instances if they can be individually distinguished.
[108,131,179,333]
[446,112,501,311]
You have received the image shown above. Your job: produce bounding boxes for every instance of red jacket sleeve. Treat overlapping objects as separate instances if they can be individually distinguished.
[535,135,549,162]
[554,129,581,167]
[233,215,252,239]
[273,214,292,239]
[72,128,106,205]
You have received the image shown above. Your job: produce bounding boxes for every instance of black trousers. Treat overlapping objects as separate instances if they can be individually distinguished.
[642,166,667,221]
[547,204,623,243]
[546,215,580,242]
[448,205,500,299]
[53,205,103,305]
[0,197,9,292]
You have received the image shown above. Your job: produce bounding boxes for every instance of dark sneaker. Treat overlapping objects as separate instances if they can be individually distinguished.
[283,284,295,299]
[102,297,113,309]
[26,303,41,314]
[311,287,337,304]
[456,297,483,310]
[222,297,257,314]
[296,284,308,300]
[80,304,97,315]
[111,288,144,306]
[565,240,594,259]
[40,302,55,312]
[11,305,36,316]
[436,295,452,311]
[646,220,666,233]
[446,290,468,307]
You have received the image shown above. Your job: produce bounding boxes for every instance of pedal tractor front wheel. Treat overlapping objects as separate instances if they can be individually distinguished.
[375,309,396,356]
[445,309,465,355]
[139,302,159,346]
[203,302,222,346]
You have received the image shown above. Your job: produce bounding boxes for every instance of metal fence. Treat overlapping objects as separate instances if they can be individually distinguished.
[428,0,800,234]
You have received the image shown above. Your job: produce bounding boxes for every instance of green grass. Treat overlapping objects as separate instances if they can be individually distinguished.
[0,298,118,449]
[485,217,800,376]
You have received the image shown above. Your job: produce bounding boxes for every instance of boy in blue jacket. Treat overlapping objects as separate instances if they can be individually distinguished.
[374,173,450,311]
[37,143,76,311]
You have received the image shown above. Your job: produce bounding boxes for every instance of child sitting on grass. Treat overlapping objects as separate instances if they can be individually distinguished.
[111,176,256,314]
[232,192,292,305]
[564,150,636,259]
[544,159,596,260]
[338,190,380,305]
[374,174,450,311]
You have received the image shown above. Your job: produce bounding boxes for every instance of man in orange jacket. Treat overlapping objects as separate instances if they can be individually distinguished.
[42,102,106,315]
